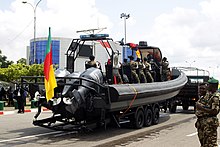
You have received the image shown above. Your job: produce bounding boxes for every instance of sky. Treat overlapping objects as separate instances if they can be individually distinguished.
[0,0,220,79]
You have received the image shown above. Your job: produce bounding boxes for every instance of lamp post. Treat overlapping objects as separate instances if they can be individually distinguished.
[22,0,42,64]
[120,13,130,44]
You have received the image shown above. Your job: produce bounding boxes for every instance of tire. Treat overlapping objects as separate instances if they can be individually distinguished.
[144,108,153,127]
[132,108,145,129]
[152,107,159,125]
[170,104,177,113]
[182,102,189,110]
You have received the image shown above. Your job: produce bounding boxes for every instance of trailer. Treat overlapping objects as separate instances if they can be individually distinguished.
[21,34,187,130]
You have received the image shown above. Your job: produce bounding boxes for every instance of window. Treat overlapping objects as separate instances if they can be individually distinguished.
[79,45,92,57]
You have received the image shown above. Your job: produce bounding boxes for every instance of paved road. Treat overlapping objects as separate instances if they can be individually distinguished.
[0,107,217,147]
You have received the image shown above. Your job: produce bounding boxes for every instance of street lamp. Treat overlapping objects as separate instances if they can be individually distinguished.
[120,13,130,44]
[22,0,42,64]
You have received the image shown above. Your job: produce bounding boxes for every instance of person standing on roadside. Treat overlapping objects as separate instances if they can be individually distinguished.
[195,78,220,147]
[14,85,25,113]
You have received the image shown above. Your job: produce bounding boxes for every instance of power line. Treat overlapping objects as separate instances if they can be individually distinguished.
[5,19,33,46]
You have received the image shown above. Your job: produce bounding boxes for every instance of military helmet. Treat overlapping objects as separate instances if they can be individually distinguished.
[208,77,219,84]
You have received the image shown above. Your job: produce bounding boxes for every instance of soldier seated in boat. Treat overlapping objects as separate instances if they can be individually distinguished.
[136,58,147,83]
[161,57,169,81]
[120,58,130,83]
[143,57,154,82]
[128,56,140,83]
[112,52,123,84]
[149,57,160,82]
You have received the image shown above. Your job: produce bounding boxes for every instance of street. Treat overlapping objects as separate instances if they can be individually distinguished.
[0,107,219,147]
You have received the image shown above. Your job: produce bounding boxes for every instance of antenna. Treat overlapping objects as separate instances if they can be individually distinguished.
[76,27,107,34]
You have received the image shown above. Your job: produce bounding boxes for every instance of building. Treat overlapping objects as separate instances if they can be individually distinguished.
[27,37,72,69]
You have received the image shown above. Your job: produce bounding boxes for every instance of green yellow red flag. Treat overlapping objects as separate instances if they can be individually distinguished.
[136,49,141,58]
[44,27,57,101]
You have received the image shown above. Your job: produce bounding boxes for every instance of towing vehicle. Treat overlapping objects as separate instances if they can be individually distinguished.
[21,34,187,130]
[169,67,209,112]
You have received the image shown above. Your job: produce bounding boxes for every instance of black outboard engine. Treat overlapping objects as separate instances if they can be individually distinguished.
[64,67,103,115]
[52,67,103,118]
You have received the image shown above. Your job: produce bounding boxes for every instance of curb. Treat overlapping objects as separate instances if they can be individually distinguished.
[0,108,50,116]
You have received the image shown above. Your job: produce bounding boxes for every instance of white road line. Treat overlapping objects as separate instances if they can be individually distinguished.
[186,132,198,137]
[0,131,63,143]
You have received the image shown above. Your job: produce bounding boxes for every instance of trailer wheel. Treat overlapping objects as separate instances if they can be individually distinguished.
[152,107,159,125]
[144,108,153,127]
[132,108,144,129]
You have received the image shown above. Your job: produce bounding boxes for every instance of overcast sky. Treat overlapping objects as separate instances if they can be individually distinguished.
[0,0,219,79]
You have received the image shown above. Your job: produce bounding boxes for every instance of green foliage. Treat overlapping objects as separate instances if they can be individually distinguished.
[0,51,14,68]
[17,58,27,64]
[27,64,44,76]
[0,50,44,82]
[0,63,44,82]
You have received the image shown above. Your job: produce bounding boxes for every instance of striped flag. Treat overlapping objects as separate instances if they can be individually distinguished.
[136,49,141,58]
[44,27,57,101]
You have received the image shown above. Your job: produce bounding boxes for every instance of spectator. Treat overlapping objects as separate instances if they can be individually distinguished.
[14,85,25,113]
[7,86,13,106]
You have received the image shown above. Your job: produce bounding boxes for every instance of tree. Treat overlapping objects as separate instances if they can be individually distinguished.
[17,58,27,64]
[0,50,14,68]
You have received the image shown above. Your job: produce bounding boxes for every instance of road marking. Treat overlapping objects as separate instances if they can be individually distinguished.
[186,132,198,137]
[0,131,63,143]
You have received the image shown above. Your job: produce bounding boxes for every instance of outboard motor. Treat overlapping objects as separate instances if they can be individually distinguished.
[64,67,103,115]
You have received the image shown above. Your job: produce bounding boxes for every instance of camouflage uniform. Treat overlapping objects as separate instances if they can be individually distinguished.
[195,91,220,147]
[143,61,154,83]
[129,60,140,83]
[161,58,169,81]
[137,61,147,83]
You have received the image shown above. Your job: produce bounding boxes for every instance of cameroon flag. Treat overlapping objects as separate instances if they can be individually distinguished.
[44,27,57,101]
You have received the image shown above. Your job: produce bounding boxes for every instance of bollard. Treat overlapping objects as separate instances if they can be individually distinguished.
[0,101,4,110]
[13,99,18,109]
[31,100,37,108]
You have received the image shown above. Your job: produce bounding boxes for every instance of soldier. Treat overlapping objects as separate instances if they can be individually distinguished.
[143,57,154,83]
[87,55,97,68]
[149,58,160,81]
[136,58,147,83]
[195,78,220,147]
[161,57,169,81]
[128,56,140,83]
[112,52,123,84]
[121,58,129,83]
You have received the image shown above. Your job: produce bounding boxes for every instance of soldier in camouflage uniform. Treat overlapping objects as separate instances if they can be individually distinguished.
[161,57,169,81]
[136,58,147,83]
[195,78,220,147]
[143,57,154,83]
[128,56,140,83]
